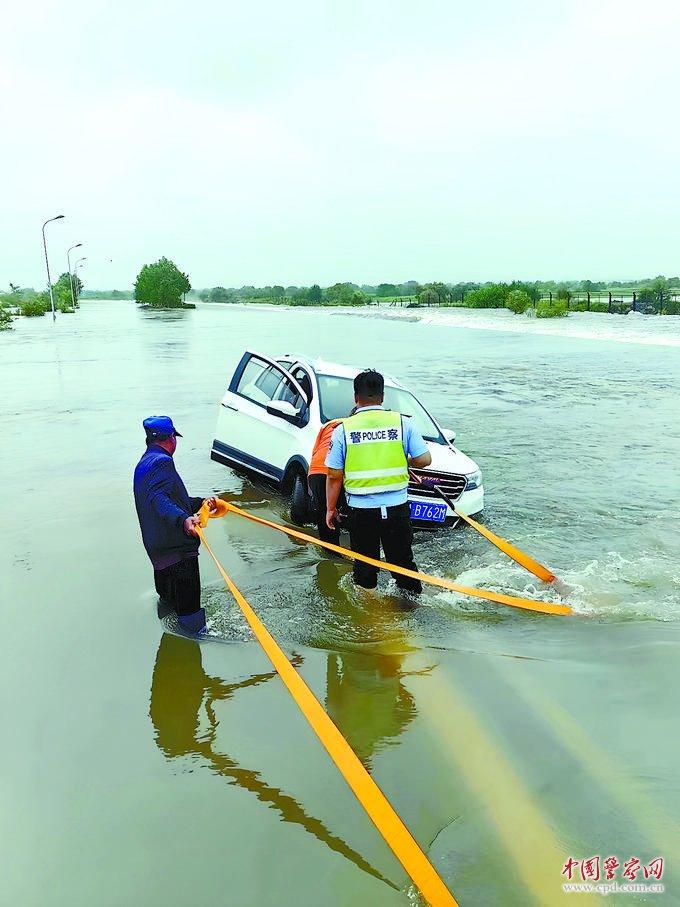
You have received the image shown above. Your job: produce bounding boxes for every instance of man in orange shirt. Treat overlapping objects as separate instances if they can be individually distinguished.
[308,414,352,543]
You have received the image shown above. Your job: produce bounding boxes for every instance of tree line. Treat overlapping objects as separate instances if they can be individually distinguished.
[198,280,423,305]
[4,259,677,331]
[134,261,680,317]
[195,275,680,314]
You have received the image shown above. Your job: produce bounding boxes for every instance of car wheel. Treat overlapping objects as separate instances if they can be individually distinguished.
[290,471,314,526]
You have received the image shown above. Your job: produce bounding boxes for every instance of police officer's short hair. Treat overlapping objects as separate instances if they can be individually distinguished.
[354,369,384,399]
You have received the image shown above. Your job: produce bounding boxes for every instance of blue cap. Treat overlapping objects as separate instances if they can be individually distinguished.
[143,415,183,440]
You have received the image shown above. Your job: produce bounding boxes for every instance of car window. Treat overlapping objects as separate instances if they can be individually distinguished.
[316,374,443,441]
[273,379,298,406]
[315,375,354,422]
[237,357,286,405]
[273,366,312,410]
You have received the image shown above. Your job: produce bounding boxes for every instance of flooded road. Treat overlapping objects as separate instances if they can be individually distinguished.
[1,301,679,905]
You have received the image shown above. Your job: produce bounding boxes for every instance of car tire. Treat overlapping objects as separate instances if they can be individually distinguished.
[290,472,314,526]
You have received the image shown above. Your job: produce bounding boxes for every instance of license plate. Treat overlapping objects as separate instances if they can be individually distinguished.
[409,501,448,523]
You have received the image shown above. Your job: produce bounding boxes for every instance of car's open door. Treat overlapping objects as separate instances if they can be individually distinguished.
[212,351,310,481]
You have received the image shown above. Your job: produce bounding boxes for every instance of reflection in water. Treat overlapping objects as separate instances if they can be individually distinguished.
[215,477,304,522]
[149,633,398,890]
[222,477,287,511]
[316,559,427,769]
[139,308,192,321]
[208,482,312,576]
[326,652,417,770]
[139,308,193,364]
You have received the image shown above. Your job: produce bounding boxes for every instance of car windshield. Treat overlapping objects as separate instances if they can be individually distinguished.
[317,374,443,442]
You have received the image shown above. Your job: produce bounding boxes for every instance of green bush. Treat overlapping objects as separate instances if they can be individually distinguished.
[661,298,680,315]
[324,283,368,306]
[636,287,658,312]
[464,284,508,308]
[290,284,323,306]
[535,299,568,319]
[506,289,531,314]
[203,286,234,303]
[0,307,12,329]
[53,273,81,310]
[418,282,452,306]
[590,301,608,313]
[20,297,50,317]
[508,281,540,303]
[134,257,191,308]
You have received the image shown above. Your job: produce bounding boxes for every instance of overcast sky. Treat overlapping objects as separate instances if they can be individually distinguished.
[2,0,679,289]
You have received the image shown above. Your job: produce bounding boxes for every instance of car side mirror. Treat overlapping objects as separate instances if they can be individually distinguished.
[266,400,302,424]
[442,428,456,444]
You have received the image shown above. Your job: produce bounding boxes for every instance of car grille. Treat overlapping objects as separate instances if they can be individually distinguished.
[408,469,467,502]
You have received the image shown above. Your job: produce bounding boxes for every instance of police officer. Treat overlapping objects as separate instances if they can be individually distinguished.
[133,416,217,634]
[325,370,432,593]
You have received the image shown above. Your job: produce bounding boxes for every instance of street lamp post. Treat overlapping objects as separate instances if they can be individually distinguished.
[42,215,65,322]
[67,242,83,310]
[74,258,87,300]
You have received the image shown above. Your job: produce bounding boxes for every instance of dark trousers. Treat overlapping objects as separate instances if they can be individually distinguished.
[154,556,201,616]
[348,502,422,593]
[309,473,343,544]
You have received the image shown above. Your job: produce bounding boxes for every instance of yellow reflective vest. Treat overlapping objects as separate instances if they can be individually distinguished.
[343,409,409,495]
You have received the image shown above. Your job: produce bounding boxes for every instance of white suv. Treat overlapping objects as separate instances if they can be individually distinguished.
[211,350,484,526]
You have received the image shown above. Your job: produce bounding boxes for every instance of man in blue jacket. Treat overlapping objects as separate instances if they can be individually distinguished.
[134,416,217,634]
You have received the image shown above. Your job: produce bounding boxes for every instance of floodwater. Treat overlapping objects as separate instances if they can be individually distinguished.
[1,300,679,906]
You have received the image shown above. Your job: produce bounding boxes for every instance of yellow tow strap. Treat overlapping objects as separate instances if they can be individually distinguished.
[454,509,556,584]
[207,500,573,617]
[195,503,458,906]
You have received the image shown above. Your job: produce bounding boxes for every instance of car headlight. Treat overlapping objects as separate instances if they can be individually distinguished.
[465,469,482,490]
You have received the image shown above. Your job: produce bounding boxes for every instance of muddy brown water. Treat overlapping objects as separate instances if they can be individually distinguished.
[1,300,679,905]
